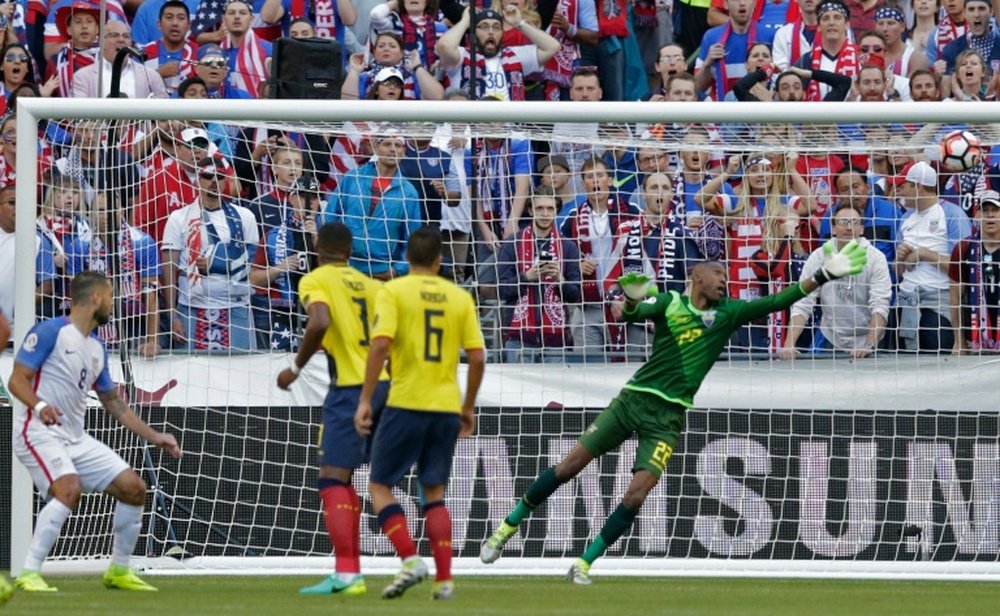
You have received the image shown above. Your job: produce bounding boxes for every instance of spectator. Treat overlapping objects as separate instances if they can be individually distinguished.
[344,33,443,100]
[535,0,599,101]
[542,154,582,229]
[130,118,185,170]
[645,43,688,100]
[471,129,533,255]
[43,0,127,61]
[730,42,778,101]
[288,17,316,38]
[52,120,137,211]
[674,0,712,64]
[400,129,452,226]
[321,130,422,279]
[36,175,85,314]
[751,208,809,353]
[365,65,406,100]
[497,186,582,362]
[550,67,602,196]
[1,43,56,115]
[436,7,560,101]
[665,127,733,221]
[857,34,911,100]
[368,0,442,69]
[939,0,1000,88]
[72,21,168,98]
[909,68,943,101]
[561,156,639,358]
[134,126,206,242]
[948,48,990,100]
[821,166,900,264]
[773,0,820,70]
[926,0,969,66]
[437,91,474,281]
[842,0,878,33]
[0,184,56,329]
[46,1,103,97]
[142,0,198,97]
[909,0,939,59]
[783,202,892,358]
[950,189,1000,353]
[794,0,860,101]
[876,7,928,77]
[695,0,755,101]
[194,43,253,99]
[216,0,272,98]
[132,0,202,46]
[250,166,320,352]
[178,75,207,98]
[64,189,162,357]
[853,57,903,102]
[260,0,356,41]
[894,161,956,352]
[581,0,638,101]
[162,156,259,351]
[0,113,53,191]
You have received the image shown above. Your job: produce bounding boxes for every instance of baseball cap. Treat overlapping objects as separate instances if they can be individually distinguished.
[745,155,772,169]
[980,189,1000,208]
[538,154,570,173]
[477,9,503,22]
[373,66,404,85]
[179,127,211,149]
[904,161,937,187]
[197,44,226,63]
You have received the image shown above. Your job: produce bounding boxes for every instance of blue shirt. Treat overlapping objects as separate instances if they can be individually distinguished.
[131,0,202,45]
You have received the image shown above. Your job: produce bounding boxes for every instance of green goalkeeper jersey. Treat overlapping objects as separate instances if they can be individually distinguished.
[620,283,807,408]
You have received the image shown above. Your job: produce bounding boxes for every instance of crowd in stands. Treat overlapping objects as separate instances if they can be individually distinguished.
[0,0,999,361]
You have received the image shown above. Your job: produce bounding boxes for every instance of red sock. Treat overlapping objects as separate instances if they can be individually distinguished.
[377,505,417,560]
[348,486,362,573]
[424,501,452,582]
[320,485,357,574]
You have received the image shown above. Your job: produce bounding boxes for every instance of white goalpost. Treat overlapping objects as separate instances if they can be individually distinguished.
[7,99,1000,580]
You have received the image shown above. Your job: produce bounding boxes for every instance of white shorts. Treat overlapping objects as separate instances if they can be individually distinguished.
[13,426,131,497]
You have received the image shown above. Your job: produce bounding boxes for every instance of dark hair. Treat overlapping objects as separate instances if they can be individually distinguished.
[530,185,561,209]
[70,271,110,304]
[666,71,696,90]
[289,17,314,29]
[571,66,600,82]
[835,165,868,184]
[407,225,443,267]
[375,31,404,48]
[580,155,608,174]
[159,0,190,20]
[316,222,352,259]
[775,71,804,90]
[832,201,865,218]
[178,76,208,98]
[0,44,38,89]
[909,68,940,89]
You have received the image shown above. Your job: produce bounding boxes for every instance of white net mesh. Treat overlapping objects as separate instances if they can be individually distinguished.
[7,105,1000,576]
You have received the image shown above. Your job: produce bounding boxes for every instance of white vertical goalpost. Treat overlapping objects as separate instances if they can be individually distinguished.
[9,99,1000,579]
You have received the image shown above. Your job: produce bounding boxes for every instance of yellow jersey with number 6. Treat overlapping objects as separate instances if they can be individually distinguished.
[298,263,388,387]
[372,273,484,413]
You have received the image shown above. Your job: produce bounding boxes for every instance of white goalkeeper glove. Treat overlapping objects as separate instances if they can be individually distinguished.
[812,239,867,285]
[617,273,657,303]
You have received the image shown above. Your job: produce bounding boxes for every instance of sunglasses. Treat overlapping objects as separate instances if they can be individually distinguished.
[4,53,28,63]
[187,137,211,149]
[199,59,227,69]
[659,54,684,62]
[199,170,218,180]
[860,45,885,53]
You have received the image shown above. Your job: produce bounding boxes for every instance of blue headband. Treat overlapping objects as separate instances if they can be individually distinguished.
[875,7,904,22]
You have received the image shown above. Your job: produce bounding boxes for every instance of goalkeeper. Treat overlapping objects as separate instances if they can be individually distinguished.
[480,241,868,584]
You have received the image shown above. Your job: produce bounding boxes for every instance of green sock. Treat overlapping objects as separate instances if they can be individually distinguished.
[582,504,639,565]
[505,467,562,526]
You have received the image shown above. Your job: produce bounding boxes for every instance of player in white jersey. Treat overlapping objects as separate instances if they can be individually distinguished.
[7,271,182,593]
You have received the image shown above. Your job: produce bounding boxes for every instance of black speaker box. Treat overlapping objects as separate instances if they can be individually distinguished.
[270,36,343,99]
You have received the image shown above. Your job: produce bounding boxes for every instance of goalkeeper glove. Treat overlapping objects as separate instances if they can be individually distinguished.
[617,273,657,302]
[812,239,868,285]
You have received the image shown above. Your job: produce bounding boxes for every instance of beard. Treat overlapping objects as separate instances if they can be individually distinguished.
[95,308,111,326]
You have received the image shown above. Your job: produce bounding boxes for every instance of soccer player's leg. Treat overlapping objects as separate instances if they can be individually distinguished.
[482,393,632,564]
[12,429,79,592]
[298,385,378,596]
[369,408,429,599]
[572,393,682,585]
[414,413,461,600]
[88,437,156,592]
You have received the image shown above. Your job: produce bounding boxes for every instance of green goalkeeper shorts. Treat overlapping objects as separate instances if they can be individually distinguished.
[578,389,685,478]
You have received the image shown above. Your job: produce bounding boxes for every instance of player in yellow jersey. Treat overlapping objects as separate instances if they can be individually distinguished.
[277,223,389,597]
[355,226,485,601]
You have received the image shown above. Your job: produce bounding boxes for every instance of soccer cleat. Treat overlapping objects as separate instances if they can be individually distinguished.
[103,565,158,591]
[298,574,366,596]
[14,570,57,592]
[432,580,455,600]
[480,521,518,564]
[381,556,428,599]
[566,558,592,586]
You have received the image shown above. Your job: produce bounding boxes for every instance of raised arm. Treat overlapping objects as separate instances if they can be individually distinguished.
[436,7,471,70]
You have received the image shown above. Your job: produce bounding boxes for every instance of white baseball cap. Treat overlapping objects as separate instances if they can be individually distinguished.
[904,161,937,188]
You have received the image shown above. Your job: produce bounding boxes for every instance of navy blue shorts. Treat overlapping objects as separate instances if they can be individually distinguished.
[368,407,461,488]
[318,381,389,469]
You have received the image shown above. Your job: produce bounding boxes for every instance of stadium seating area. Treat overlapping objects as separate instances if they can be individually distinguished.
[1,0,999,361]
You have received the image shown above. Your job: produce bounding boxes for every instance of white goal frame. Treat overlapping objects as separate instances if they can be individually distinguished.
[10,99,1000,580]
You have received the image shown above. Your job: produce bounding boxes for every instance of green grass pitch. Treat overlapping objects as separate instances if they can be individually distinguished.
[3,575,1000,615]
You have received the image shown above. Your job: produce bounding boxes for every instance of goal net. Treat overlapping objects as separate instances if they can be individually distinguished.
[5,100,1000,580]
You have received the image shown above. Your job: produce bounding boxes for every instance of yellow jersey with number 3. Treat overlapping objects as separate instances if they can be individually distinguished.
[298,263,388,387]
[372,273,484,413]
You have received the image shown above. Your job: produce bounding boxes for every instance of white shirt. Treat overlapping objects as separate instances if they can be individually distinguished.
[14,318,114,443]
[899,202,950,291]
[162,202,259,309]
[98,57,136,99]
[0,228,47,330]
[448,46,542,102]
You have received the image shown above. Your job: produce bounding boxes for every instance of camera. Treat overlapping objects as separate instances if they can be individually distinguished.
[538,250,555,262]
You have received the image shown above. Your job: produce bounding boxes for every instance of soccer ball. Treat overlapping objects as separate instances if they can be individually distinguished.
[940,130,984,171]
